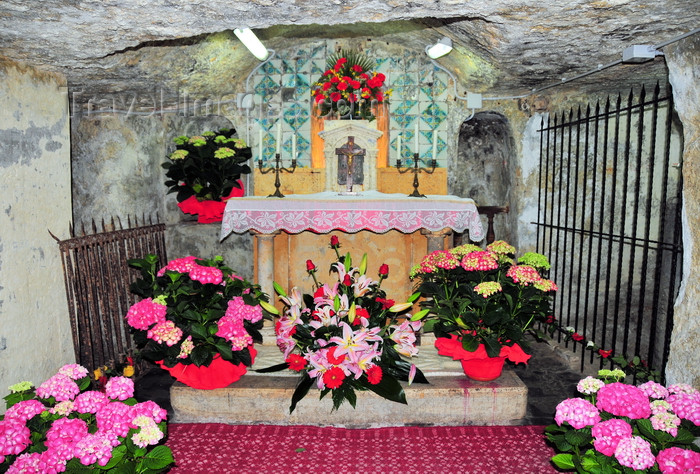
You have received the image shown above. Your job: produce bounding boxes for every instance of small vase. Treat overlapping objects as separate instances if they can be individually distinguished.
[157,347,256,390]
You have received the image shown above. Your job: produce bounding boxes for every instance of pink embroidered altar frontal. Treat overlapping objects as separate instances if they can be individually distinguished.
[220,191,484,241]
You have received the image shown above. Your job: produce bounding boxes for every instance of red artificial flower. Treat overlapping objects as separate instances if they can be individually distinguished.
[359,73,369,80]
[571,332,584,342]
[361,87,371,98]
[545,315,556,324]
[322,81,333,91]
[342,274,352,286]
[286,354,307,371]
[337,81,348,91]
[598,349,613,358]
[376,297,395,309]
[330,235,340,248]
[378,264,389,278]
[375,91,383,102]
[366,365,383,385]
[330,76,340,84]
[323,366,346,389]
[352,64,363,73]
[347,93,357,103]
[306,259,316,272]
[323,69,334,76]
[314,93,326,104]
[350,80,361,89]
[375,72,386,82]
[330,92,342,102]
[327,346,346,365]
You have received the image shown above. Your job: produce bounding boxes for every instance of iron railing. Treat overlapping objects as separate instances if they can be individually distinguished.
[535,83,683,379]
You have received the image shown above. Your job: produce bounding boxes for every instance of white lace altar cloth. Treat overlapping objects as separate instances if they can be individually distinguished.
[220,191,484,241]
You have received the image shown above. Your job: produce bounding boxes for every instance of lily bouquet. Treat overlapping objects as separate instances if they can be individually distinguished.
[0,364,173,473]
[547,370,700,473]
[261,236,428,412]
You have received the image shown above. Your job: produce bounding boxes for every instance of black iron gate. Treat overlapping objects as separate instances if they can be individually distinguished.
[535,83,683,378]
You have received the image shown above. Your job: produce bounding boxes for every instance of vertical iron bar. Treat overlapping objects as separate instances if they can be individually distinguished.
[583,102,599,364]
[561,109,574,348]
[537,116,545,249]
[554,112,566,345]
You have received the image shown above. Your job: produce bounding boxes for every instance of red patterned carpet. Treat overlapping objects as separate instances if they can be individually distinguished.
[166,424,558,473]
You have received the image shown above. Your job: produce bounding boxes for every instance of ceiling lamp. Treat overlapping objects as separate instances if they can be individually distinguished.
[426,37,453,59]
[234,28,269,61]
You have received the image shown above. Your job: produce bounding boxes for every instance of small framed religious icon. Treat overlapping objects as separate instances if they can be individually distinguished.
[336,136,365,194]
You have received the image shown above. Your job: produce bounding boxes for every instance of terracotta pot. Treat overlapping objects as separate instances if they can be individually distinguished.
[459,356,507,381]
[157,347,256,390]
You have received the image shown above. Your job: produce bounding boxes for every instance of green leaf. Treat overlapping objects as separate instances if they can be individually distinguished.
[364,373,407,405]
[407,291,421,303]
[255,363,289,373]
[290,374,314,414]
[101,444,127,469]
[551,453,575,470]
[139,445,175,470]
[564,428,592,447]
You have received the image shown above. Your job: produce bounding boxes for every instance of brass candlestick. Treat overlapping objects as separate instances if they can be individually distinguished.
[395,153,436,198]
[258,153,297,198]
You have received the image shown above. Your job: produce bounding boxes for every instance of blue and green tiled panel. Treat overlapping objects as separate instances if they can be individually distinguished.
[251,45,452,168]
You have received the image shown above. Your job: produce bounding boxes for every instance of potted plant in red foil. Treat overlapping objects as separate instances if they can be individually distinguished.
[125,254,276,389]
[259,236,428,412]
[410,241,557,381]
[163,128,252,223]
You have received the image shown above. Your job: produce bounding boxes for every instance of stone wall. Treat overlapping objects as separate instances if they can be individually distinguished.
[0,58,73,411]
[664,35,700,387]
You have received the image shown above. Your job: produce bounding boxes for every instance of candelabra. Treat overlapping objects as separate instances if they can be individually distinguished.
[395,153,436,198]
[258,153,296,198]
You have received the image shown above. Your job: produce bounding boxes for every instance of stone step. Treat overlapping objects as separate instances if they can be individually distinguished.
[170,343,528,427]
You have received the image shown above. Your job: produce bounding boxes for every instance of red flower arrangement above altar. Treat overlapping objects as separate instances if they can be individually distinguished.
[311,50,390,121]
[259,236,428,412]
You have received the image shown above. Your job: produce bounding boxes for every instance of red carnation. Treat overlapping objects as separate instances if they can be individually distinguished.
[323,366,346,389]
[571,332,584,342]
[598,349,613,358]
[359,73,369,80]
[375,72,386,82]
[366,365,383,385]
[378,264,389,278]
[350,80,361,89]
[330,76,340,84]
[322,82,332,91]
[330,235,340,248]
[337,81,348,91]
[342,274,352,286]
[352,64,363,73]
[315,93,326,104]
[286,354,307,371]
[353,307,370,325]
[306,259,316,272]
[330,92,342,102]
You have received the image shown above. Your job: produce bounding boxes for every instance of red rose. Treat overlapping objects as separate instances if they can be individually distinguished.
[286,354,307,371]
[376,297,395,309]
[571,332,584,342]
[342,274,352,286]
[366,365,383,385]
[545,315,556,324]
[378,264,389,277]
[598,349,613,358]
[313,287,325,298]
[323,366,346,389]
[306,259,316,272]
[330,235,340,248]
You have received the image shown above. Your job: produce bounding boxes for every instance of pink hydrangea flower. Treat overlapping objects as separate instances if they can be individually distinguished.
[147,320,183,346]
[216,314,253,351]
[667,383,697,395]
[651,399,673,415]
[8,448,69,473]
[132,401,168,424]
[431,250,461,270]
[554,398,601,429]
[157,256,196,276]
[667,391,700,425]
[639,380,670,399]
[125,297,167,331]
[74,431,116,467]
[178,335,194,359]
[131,416,164,448]
[474,281,502,298]
[50,400,75,417]
[3,399,46,422]
[36,374,80,402]
[591,418,633,456]
[96,402,134,438]
[577,376,605,395]
[505,265,542,285]
[226,296,263,323]
[656,447,700,474]
[596,382,651,419]
[104,376,135,401]
[614,436,656,470]
[486,240,516,255]
[45,417,89,459]
[534,279,559,292]
[461,251,500,271]
[188,264,224,285]
[651,411,682,436]
[0,418,31,457]
[57,364,89,381]
[73,391,109,414]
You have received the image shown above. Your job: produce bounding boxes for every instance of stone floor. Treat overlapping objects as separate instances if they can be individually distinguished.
[134,335,585,426]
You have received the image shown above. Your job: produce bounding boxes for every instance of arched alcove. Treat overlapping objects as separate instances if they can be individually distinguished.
[449,111,516,244]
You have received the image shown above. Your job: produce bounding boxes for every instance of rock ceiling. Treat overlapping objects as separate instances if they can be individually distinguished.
[1,0,698,110]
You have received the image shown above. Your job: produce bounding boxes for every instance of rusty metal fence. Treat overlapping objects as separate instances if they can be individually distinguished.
[535,83,683,379]
[52,216,167,371]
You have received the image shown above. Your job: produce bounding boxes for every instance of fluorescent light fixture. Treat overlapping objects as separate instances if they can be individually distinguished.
[426,37,453,59]
[234,28,269,61]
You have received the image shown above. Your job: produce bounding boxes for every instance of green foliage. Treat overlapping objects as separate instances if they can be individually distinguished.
[162,128,252,202]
